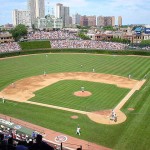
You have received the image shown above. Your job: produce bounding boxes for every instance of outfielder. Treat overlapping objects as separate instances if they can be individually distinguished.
[2,97,5,103]
[76,125,81,135]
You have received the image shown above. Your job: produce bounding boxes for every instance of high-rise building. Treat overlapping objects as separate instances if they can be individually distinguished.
[87,16,96,26]
[12,9,31,27]
[35,0,45,18]
[28,0,45,25]
[112,16,115,26]
[72,13,81,25]
[118,16,122,26]
[104,17,115,26]
[97,16,104,27]
[97,16,115,27]
[80,16,88,26]
[28,0,35,25]
[69,16,72,25]
[55,3,64,19]
[63,6,70,27]
[80,15,96,27]
[55,3,70,27]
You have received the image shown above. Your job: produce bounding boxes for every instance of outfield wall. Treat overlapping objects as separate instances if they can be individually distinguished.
[0,48,150,58]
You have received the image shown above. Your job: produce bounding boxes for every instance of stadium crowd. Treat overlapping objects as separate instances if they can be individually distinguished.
[27,31,80,40]
[0,125,55,150]
[0,42,21,53]
[51,40,128,50]
[27,31,128,50]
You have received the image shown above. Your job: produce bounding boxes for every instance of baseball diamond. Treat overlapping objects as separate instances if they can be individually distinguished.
[0,53,150,150]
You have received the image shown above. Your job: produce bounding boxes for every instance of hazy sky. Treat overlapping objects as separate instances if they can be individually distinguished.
[0,0,150,25]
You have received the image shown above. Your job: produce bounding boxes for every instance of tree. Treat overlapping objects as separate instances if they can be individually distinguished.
[76,25,90,30]
[102,26,116,31]
[10,24,27,41]
[78,33,91,40]
[140,40,150,47]
[110,37,130,44]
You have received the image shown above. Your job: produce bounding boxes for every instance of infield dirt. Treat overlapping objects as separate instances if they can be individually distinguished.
[0,72,145,125]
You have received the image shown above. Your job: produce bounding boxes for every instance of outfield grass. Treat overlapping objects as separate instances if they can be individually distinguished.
[19,40,51,50]
[0,54,150,91]
[30,80,129,111]
[0,53,150,149]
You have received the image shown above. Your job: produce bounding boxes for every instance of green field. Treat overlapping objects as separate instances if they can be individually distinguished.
[0,53,150,149]
[19,40,51,50]
[30,80,129,111]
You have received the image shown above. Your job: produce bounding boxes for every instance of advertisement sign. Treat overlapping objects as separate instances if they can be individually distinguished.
[55,135,67,143]
[0,119,14,126]
[145,28,150,34]
[135,31,141,35]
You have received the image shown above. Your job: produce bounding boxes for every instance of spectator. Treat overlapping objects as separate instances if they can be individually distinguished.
[50,40,128,50]
[0,133,7,150]
[16,141,28,150]
[29,134,54,150]
[0,42,21,53]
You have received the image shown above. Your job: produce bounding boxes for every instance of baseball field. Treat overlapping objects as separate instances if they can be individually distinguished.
[0,53,150,149]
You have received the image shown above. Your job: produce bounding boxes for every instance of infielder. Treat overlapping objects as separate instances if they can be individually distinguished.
[44,71,46,76]
[128,74,131,80]
[12,82,15,88]
[2,97,5,103]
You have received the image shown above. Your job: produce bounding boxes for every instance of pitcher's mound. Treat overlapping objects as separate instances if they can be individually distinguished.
[74,91,92,97]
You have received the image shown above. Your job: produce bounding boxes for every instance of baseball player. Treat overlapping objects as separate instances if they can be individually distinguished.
[2,97,5,103]
[81,87,84,92]
[76,125,81,135]
[44,71,46,76]
[12,82,15,88]
[128,74,131,80]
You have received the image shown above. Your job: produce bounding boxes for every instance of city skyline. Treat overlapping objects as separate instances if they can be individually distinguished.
[0,0,150,26]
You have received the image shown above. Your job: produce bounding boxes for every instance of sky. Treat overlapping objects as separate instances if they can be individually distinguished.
[0,0,150,25]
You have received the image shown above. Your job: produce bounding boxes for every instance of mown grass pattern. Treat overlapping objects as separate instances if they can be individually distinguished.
[19,41,51,50]
[0,54,150,149]
[30,80,129,111]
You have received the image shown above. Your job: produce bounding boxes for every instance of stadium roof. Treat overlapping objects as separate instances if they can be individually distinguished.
[134,27,143,32]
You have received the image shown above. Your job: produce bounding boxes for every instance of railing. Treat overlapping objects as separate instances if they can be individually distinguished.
[0,114,44,134]
[0,114,83,150]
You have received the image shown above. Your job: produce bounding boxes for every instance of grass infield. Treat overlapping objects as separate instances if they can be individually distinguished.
[30,80,129,111]
[0,53,150,149]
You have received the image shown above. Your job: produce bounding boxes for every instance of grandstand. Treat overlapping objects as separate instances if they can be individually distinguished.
[0,30,150,150]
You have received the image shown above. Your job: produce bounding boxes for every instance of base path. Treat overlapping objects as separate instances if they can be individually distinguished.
[114,80,146,110]
[0,72,146,125]
[25,78,145,125]
[0,72,137,102]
